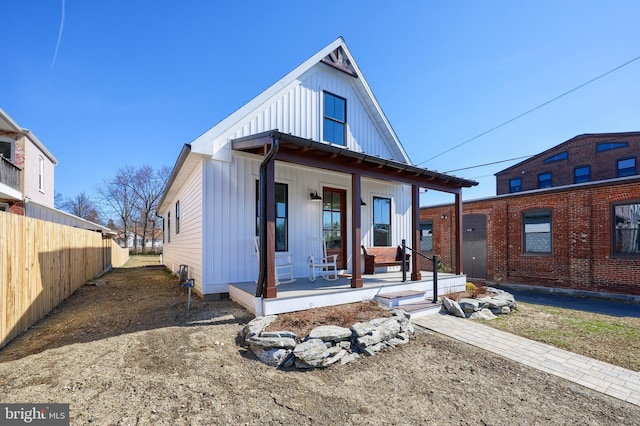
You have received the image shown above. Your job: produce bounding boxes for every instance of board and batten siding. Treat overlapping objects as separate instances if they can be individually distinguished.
[199,153,414,292]
[162,159,204,295]
[199,64,404,165]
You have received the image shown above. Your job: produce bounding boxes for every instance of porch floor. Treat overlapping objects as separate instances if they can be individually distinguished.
[229,270,467,316]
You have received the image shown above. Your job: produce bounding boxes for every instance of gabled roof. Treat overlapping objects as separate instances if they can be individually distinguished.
[495,131,640,176]
[0,108,58,165]
[190,37,411,164]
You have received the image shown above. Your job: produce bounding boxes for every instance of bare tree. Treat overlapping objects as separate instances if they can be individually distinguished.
[61,192,102,223]
[129,165,170,254]
[97,166,138,249]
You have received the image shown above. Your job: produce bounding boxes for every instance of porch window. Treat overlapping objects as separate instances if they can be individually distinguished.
[420,220,433,252]
[373,196,391,246]
[617,157,636,177]
[167,212,171,243]
[612,201,640,257]
[175,201,180,234]
[509,178,522,193]
[574,166,590,184]
[323,91,346,145]
[38,156,44,192]
[522,209,552,254]
[538,172,552,189]
[255,181,289,251]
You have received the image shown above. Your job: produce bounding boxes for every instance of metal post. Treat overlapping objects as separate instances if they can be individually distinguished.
[432,255,439,303]
[401,239,407,282]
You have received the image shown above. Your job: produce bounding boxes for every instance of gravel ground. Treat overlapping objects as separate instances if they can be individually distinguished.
[0,266,638,425]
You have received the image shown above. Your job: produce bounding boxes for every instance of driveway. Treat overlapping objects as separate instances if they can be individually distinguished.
[494,286,640,318]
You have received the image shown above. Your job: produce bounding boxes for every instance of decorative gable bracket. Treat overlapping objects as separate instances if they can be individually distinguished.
[321,46,358,78]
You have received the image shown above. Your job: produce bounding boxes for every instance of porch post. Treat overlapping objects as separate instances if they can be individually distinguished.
[351,173,363,288]
[411,184,422,281]
[264,144,278,298]
[454,191,463,275]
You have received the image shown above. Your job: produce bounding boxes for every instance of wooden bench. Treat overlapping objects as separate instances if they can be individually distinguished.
[361,246,410,274]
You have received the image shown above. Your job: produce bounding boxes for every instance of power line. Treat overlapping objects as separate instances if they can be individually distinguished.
[444,154,533,173]
[416,54,640,166]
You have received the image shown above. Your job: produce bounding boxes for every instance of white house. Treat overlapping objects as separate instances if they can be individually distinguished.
[158,38,476,309]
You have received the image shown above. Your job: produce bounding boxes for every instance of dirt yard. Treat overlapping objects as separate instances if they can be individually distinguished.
[0,260,638,425]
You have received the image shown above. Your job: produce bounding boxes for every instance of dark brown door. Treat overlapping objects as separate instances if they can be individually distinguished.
[322,187,347,269]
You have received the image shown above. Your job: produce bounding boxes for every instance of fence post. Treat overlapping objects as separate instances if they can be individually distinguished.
[401,239,407,282]
[432,254,439,303]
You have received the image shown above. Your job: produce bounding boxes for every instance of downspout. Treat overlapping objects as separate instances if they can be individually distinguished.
[256,135,280,297]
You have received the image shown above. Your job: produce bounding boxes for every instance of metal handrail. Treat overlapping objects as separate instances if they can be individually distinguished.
[401,239,439,303]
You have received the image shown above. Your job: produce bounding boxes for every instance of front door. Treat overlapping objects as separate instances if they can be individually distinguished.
[323,187,347,269]
[462,214,487,279]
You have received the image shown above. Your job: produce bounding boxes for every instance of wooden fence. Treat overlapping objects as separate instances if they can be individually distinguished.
[0,212,128,349]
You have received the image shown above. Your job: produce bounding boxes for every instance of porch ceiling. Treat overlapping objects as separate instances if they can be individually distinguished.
[231,130,477,193]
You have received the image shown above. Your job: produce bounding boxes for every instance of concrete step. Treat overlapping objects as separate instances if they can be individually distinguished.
[376,290,427,308]
[396,302,442,318]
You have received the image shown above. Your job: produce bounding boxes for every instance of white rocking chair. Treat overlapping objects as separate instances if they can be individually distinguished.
[254,237,295,285]
[308,237,338,282]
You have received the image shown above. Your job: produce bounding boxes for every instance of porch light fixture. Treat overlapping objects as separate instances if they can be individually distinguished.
[309,191,322,201]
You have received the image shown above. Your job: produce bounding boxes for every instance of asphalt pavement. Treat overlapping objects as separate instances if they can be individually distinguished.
[492,285,640,318]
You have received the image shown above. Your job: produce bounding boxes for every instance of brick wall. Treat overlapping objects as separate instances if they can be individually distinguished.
[496,133,640,194]
[421,179,640,295]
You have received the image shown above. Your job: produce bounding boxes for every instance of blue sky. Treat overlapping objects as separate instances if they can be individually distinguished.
[3,1,639,207]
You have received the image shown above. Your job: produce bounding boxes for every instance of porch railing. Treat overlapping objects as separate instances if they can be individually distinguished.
[0,155,21,191]
[401,239,439,303]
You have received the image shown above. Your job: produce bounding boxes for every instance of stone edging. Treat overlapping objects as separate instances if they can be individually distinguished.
[239,309,414,369]
[441,287,517,320]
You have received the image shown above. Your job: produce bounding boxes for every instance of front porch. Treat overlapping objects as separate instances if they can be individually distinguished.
[229,270,467,316]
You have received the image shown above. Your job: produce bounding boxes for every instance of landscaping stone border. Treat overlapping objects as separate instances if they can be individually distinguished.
[441,287,517,320]
[239,309,415,369]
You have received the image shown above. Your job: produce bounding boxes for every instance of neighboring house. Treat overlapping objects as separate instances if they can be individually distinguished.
[115,229,163,249]
[0,108,57,214]
[420,132,640,296]
[158,37,477,301]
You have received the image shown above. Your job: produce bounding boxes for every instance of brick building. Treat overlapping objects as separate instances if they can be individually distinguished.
[496,132,640,194]
[420,132,640,296]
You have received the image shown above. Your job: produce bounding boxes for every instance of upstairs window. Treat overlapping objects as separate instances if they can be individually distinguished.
[612,201,640,257]
[175,201,180,234]
[509,178,522,193]
[617,157,637,177]
[38,156,44,192]
[543,151,568,164]
[538,172,552,189]
[323,91,346,145]
[597,141,628,152]
[373,197,391,246]
[574,166,590,184]
[523,209,552,254]
[0,138,13,161]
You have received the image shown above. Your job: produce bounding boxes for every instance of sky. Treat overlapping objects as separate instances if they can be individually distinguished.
[3,1,640,208]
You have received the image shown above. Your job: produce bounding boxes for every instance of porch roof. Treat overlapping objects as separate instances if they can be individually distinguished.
[232,130,477,193]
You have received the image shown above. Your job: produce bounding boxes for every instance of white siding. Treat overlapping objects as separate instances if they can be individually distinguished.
[198,154,413,292]
[162,160,204,294]
[23,135,55,207]
[198,65,403,164]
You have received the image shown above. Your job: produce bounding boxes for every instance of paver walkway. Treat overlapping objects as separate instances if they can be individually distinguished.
[412,313,640,407]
